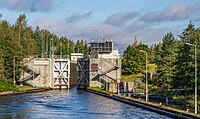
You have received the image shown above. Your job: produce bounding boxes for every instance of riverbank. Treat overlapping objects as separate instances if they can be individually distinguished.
[87,87,200,119]
[0,87,52,96]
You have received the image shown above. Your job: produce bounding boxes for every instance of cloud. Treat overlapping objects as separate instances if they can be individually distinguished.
[0,0,54,12]
[194,16,200,22]
[140,2,200,22]
[33,16,180,54]
[65,11,93,23]
[103,11,139,27]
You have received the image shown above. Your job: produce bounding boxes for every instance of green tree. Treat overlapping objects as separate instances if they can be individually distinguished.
[156,33,177,90]
[74,40,89,57]
[149,45,155,63]
[15,14,35,56]
[122,40,147,75]
[174,22,199,94]
[0,49,4,79]
[32,26,42,56]
[154,42,162,66]
[0,20,18,80]
[153,43,162,86]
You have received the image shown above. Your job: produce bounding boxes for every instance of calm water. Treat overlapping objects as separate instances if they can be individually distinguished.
[0,89,172,119]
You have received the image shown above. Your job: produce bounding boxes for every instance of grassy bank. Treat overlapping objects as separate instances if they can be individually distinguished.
[16,85,51,91]
[16,85,35,91]
[0,80,18,92]
[0,80,51,92]
[121,73,143,82]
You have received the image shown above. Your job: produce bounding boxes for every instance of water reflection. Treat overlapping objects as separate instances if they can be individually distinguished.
[0,89,172,119]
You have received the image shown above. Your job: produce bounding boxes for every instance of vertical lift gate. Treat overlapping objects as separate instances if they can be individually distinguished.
[77,58,90,89]
[53,59,70,89]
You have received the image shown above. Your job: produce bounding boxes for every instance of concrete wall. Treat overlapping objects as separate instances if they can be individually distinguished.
[90,58,102,87]
[70,62,77,86]
[108,83,117,93]
[71,53,83,62]
[89,58,121,93]
[22,58,72,89]
[121,82,134,93]
[24,58,51,87]
[22,57,121,92]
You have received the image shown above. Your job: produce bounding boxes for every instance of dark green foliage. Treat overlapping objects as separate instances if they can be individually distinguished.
[149,45,155,63]
[0,80,18,92]
[173,22,200,95]
[57,36,75,58]
[122,40,148,75]
[156,33,178,89]
[74,40,89,57]
[154,42,162,67]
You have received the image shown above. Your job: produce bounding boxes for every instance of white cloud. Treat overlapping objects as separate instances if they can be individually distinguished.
[0,0,54,12]
[66,11,93,23]
[141,2,200,22]
[104,11,139,27]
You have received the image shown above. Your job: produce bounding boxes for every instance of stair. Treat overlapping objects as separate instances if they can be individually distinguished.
[19,71,40,82]
[100,66,119,76]
[19,58,40,85]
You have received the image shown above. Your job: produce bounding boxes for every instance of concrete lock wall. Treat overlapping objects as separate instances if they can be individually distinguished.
[22,58,72,89]
[70,62,77,86]
[90,58,102,87]
[24,58,51,87]
[22,57,121,92]
[89,58,121,93]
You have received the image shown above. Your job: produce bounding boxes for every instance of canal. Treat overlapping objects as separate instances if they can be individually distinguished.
[0,89,172,119]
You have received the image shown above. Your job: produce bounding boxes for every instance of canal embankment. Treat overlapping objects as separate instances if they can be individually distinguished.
[87,88,200,119]
[0,87,52,96]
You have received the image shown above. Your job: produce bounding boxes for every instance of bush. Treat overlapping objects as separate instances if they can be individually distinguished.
[0,79,18,92]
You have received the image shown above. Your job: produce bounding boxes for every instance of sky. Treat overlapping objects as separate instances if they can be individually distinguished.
[1,0,200,53]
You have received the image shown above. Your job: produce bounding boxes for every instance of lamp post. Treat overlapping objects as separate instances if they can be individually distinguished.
[60,39,62,59]
[186,42,197,114]
[50,38,54,58]
[93,30,99,40]
[139,50,148,102]
[13,56,17,86]
[116,51,120,95]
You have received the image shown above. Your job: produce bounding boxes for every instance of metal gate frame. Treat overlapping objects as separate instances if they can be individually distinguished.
[53,59,70,89]
[77,58,90,89]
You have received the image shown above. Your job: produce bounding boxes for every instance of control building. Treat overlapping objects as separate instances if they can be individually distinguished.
[77,40,121,93]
